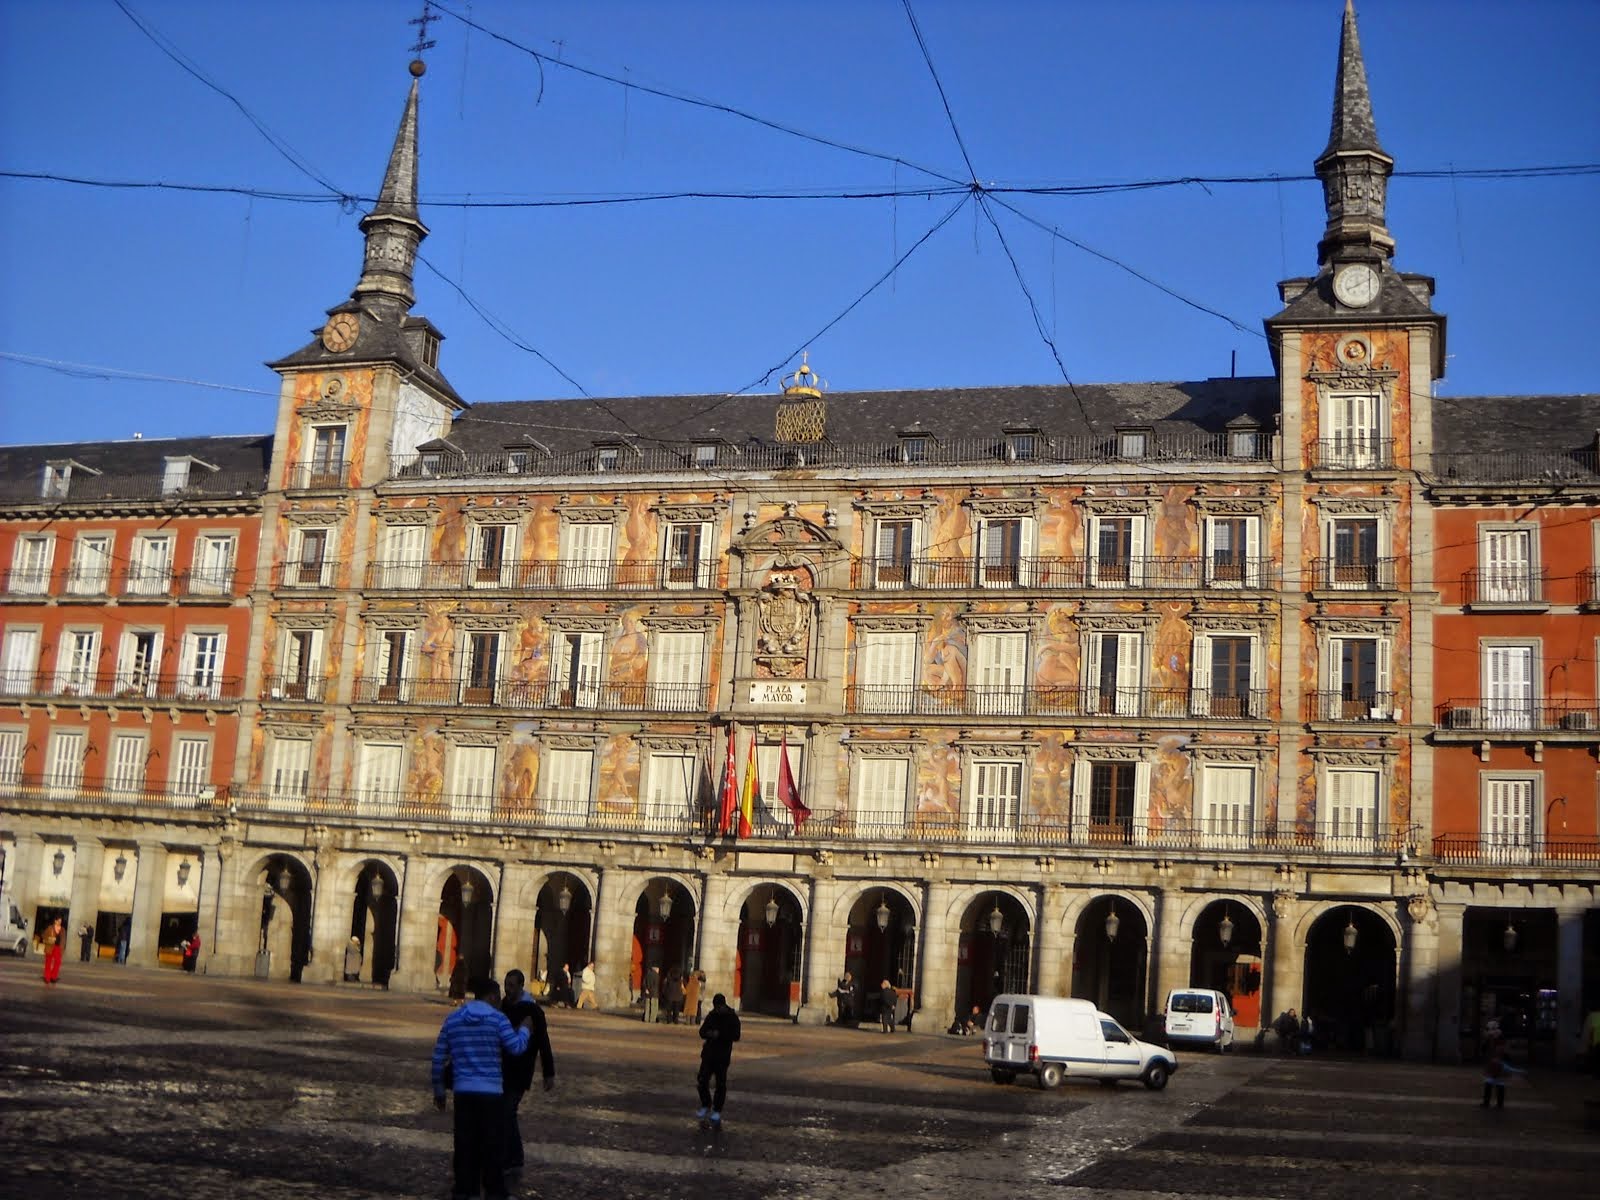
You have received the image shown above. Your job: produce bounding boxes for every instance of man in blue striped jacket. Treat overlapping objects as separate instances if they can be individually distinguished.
[432,977,532,1200]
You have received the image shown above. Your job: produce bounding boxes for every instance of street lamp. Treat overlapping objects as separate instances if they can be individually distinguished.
[1502,921,1518,953]
[113,852,128,883]
[1343,911,1359,954]
[765,889,779,928]
[368,872,385,900]
[176,859,192,888]
[1218,907,1234,948]
[658,890,673,921]
[277,869,291,893]
[1105,902,1121,943]
[987,901,1004,937]
[556,881,572,916]
[52,849,66,875]
[459,876,475,907]
[876,894,892,933]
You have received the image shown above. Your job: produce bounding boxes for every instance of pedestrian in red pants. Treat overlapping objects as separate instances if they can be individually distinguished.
[42,917,65,984]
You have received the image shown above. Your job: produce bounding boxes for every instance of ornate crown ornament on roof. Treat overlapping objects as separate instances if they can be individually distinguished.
[775,352,828,444]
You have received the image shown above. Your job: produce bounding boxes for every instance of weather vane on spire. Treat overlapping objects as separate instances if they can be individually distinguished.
[408,1,438,65]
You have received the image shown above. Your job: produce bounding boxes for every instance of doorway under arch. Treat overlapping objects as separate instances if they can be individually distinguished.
[349,860,398,987]
[736,884,804,1017]
[437,868,495,996]
[1071,895,1147,1031]
[633,878,698,1014]
[842,888,917,1026]
[257,855,312,983]
[1303,906,1397,1054]
[532,871,593,999]
[956,891,1031,1026]
[1189,900,1263,1032]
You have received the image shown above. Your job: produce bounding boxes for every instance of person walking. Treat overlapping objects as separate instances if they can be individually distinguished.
[41,917,64,985]
[344,937,363,983]
[500,970,555,1180]
[878,979,897,1034]
[114,916,130,965]
[77,922,94,963]
[643,964,661,1024]
[575,961,599,1010]
[683,966,704,1024]
[182,931,201,974]
[1480,1028,1524,1109]
[695,993,742,1127]
[833,972,856,1027]
[664,966,686,1025]
[432,977,531,1200]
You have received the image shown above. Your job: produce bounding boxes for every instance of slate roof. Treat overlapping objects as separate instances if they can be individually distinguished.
[269,312,463,406]
[0,433,272,504]
[1433,396,1600,459]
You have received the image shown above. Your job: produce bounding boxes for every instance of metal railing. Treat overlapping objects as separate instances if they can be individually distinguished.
[288,460,351,490]
[361,558,710,592]
[850,555,1278,591]
[0,774,223,812]
[351,676,710,713]
[1433,834,1600,866]
[1305,691,1402,723]
[262,675,327,703]
[845,684,1269,719]
[1462,567,1546,606]
[1427,449,1600,485]
[176,568,237,599]
[1310,437,1396,470]
[1582,567,1600,608]
[273,561,341,589]
[1306,557,1400,591]
[0,669,241,703]
[0,468,267,504]
[1435,699,1600,733]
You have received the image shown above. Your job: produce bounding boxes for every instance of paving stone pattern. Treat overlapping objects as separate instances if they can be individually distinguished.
[1,960,1594,1199]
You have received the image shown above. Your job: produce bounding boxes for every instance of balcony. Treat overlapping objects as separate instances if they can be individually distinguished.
[1307,557,1400,592]
[289,460,350,490]
[850,555,1277,592]
[0,669,240,704]
[1310,437,1396,471]
[176,568,236,600]
[0,567,53,597]
[352,676,710,714]
[1582,568,1600,610]
[274,560,340,589]
[362,558,710,592]
[262,674,326,703]
[1435,699,1600,735]
[1433,834,1600,867]
[0,774,224,813]
[1462,567,1547,608]
[122,570,176,600]
[1429,449,1600,486]
[1305,691,1402,723]
[846,684,1267,720]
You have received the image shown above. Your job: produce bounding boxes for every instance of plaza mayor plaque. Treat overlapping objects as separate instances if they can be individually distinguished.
[749,681,806,706]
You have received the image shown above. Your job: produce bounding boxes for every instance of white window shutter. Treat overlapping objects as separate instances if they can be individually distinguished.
[1115,632,1141,715]
[1132,759,1152,843]
[110,733,146,794]
[1247,635,1264,714]
[1244,518,1261,586]
[695,522,714,588]
[1376,638,1393,716]
[1069,759,1090,839]
[1191,633,1212,715]
[1084,634,1103,710]
[1018,518,1036,585]
[1128,518,1147,585]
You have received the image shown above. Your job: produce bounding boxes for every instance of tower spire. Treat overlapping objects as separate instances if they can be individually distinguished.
[352,61,430,319]
[1314,1,1394,269]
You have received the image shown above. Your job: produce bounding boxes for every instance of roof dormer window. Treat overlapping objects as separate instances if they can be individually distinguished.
[595,446,620,472]
[42,463,71,499]
[1117,429,1150,459]
[899,433,932,463]
[1005,429,1042,462]
[693,444,718,468]
[162,457,191,494]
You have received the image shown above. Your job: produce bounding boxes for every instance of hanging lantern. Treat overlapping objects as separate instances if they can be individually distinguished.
[113,852,128,882]
[52,849,66,875]
[1218,908,1234,948]
[1105,903,1121,943]
[369,872,385,900]
[659,891,674,921]
[276,868,291,893]
[459,877,475,906]
[1343,912,1359,953]
[987,902,1005,937]
[875,895,891,933]
[557,881,572,915]
[765,891,780,928]
[1502,921,1518,953]
[176,859,192,888]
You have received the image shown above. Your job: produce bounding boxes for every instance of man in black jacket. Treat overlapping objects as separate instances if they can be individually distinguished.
[695,993,742,1126]
[501,969,556,1174]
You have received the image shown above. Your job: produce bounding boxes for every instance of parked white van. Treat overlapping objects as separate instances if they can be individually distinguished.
[0,891,29,956]
[1162,988,1235,1052]
[983,994,1178,1090]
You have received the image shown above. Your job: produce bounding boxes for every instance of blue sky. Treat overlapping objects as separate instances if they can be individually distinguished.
[1,0,1596,446]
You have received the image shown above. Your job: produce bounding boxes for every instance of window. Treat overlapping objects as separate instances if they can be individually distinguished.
[1007,432,1039,461]
[1328,517,1379,589]
[664,522,713,588]
[381,524,426,589]
[1191,633,1259,717]
[56,629,100,694]
[1323,768,1379,847]
[594,446,620,472]
[1200,764,1255,848]
[857,630,917,713]
[1,627,41,694]
[1480,527,1538,604]
[539,747,592,827]
[970,631,1027,715]
[693,444,718,468]
[117,631,160,696]
[108,733,147,797]
[268,738,311,804]
[648,631,704,711]
[1229,430,1260,458]
[979,517,1032,587]
[356,742,404,815]
[1206,517,1260,587]
[0,728,26,788]
[1482,776,1535,863]
[42,464,71,499]
[180,631,225,699]
[643,753,697,829]
[170,736,211,801]
[873,519,917,589]
[757,741,804,822]
[1086,631,1142,716]
[506,449,532,474]
[66,534,113,595]
[307,426,347,487]
[1117,430,1148,459]
[127,534,174,596]
[852,757,909,834]
[288,528,331,588]
[450,745,497,819]
[373,629,411,701]
[1088,515,1144,587]
[461,632,503,706]
[552,631,602,708]
[277,629,323,701]
[190,534,236,595]
[470,523,516,587]
[967,759,1022,834]
[1070,757,1151,843]
[162,457,191,494]
[559,522,614,588]
[1327,636,1391,720]
[46,729,86,795]
[10,535,53,594]
[899,434,930,463]
[1483,643,1535,729]
[1325,392,1381,466]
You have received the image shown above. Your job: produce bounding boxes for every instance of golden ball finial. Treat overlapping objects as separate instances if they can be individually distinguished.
[409,59,427,78]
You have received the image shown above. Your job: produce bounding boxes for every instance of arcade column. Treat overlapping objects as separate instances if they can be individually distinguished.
[1431,901,1466,1063]
[917,879,958,1030]
[67,839,105,952]
[799,874,844,1026]
[1151,884,1188,1009]
[1267,890,1302,1024]
[1402,892,1439,1060]
[1033,883,1070,996]
[494,862,541,995]
[128,841,168,966]
[1556,902,1587,1067]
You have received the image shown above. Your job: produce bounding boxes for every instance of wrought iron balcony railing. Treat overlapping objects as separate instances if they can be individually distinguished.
[1310,437,1396,470]
[273,560,341,589]
[351,676,710,713]
[1427,449,1600,485]
[262,675,327,703]
[1435,699,1600,733]
[850,555,1278,591]
[361,558,711,592]
[0,773,223,810]
[1305,691,1403,723]
[0,469,267,505]
[1462,567,1546,606]
[846,684,1270,720]
[0,669,240,703]
[176,568,237,599]
[1433,834,1600,866]
[1306,557,1400,591]
[288,460,350,490]
[1583,567,1600,609]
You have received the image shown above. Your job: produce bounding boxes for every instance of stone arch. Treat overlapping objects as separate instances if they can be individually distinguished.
[1068,889,1154,1031]
[343,855,401,987]
[827,881,921,930]
[1175,893,1268,1031]
[1299,901,1402,1054]
[528,868,597,997]
[245,852,315,983]
[728,879,809,1017]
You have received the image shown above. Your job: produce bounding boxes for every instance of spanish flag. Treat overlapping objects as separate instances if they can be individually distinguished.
[738,736,759,839]
[717,726,739,836]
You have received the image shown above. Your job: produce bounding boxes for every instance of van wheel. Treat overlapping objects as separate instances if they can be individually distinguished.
[1142,1063,1170,1091]
[990,1068,1016,1085]
[1038,1062,1064,1090]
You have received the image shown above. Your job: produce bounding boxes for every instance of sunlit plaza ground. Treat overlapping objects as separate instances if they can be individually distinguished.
[3,957,1597,1200]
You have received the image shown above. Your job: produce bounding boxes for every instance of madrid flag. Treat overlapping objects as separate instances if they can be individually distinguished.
[717,726,739,836]
[738,737,759,839]
[776,729,811,833]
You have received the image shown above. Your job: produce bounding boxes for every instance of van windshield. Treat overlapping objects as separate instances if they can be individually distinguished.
[988,1003,1009,1032]
[1171,993,1214,1014]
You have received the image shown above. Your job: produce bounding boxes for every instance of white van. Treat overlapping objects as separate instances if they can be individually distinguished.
[983,994,1178,1090]
[0,892,29,956]
[1162,988,1235,1052]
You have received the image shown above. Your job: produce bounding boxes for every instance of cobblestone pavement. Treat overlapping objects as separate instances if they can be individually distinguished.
[3,958,1596,1200]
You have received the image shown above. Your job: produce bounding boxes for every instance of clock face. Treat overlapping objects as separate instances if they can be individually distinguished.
[1333,264,1380,309]
[321,312,360,352]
